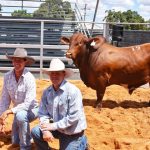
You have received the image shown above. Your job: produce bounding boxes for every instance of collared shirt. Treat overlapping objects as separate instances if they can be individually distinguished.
[39,80,87,135]
[0,68,38,115]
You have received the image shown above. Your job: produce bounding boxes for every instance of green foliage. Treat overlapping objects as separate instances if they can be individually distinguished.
[10,0,75,20]
[33,0,75,20]
[103,10,146,30]
[11,10,32,18]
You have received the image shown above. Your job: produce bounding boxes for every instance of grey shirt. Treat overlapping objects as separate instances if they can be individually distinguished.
[39,80,87,135]
[0,68,38,115]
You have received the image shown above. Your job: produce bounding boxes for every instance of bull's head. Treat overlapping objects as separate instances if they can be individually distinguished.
[60,33,106,59]
[60,36,72,58]
[60,33,88,60]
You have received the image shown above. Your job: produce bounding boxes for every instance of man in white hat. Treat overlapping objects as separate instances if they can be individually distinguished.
[0,48,39,150]
[31,58,88,150]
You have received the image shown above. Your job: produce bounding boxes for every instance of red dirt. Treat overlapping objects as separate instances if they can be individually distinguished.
[0,79,150,150]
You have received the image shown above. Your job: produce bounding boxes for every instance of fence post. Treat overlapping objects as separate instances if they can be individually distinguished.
[40,21,44,79]
[103,23,110,42]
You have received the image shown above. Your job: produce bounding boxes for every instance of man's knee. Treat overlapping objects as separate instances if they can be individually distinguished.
[15,111,27,123]
[31,126,41,138]
[79,135,88,150]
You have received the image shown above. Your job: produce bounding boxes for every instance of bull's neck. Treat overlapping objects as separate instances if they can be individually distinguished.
[74,49,89,68]
[74,50,90,83]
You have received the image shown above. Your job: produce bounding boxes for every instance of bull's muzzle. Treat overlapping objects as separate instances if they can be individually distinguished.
[66,52,72,58]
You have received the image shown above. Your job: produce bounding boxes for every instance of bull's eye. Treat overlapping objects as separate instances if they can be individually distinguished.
[74,43,79,46]
[74,42,82,46]
[79,42,82,46]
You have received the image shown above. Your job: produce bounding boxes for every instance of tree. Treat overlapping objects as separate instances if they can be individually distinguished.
[33,0,75,20]
[104,10,145,30]
[11,10,32,18]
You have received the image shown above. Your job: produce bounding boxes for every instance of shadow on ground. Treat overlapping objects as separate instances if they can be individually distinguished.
[83,98,150,109]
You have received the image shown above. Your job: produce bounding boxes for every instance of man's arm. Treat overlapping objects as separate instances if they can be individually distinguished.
[39,89,51,124]
[0,109,13,122]
[0,75,11,116]
[0,76,12,132]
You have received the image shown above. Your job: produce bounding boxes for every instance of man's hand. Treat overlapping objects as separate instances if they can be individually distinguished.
[0,109,12,133]
[40,123,53,131]
[0,117,4,124]
[42,131,54,142]
[0,118,5,133]
[0,123,5,133]
[0,109,12,123]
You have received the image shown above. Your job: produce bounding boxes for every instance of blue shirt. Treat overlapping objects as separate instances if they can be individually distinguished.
[38,80,87,135]
[0,68,38,115]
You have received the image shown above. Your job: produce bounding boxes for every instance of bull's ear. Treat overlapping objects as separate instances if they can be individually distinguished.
[87,36,106,52]
[60,37,70,45]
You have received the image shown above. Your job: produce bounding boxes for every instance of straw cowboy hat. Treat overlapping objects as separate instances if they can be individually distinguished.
[42,58,74,78]
[6,48,35,65]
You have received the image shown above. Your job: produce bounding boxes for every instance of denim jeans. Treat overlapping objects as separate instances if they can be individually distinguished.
[31,125,88,150]
[12,107,39,150]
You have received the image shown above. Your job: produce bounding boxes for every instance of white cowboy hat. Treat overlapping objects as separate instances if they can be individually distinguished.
[42,58,74,78]
[6,48,35,65]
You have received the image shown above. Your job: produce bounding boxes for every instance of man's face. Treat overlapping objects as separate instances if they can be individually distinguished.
[12,57,26,72]
[49,71,65,89]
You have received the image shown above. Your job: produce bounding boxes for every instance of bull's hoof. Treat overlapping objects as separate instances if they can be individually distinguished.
[94,102,102,110]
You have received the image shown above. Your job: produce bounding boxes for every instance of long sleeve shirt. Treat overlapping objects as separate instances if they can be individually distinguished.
[0,68,38,115]
[38,80,87,135]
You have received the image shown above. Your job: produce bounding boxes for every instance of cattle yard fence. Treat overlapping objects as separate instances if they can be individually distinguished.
[0,18,103,78]
[0,18,149,79]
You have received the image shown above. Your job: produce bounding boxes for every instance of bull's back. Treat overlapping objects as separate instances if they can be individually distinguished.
[92,43,150,87]
[109,43,150,86]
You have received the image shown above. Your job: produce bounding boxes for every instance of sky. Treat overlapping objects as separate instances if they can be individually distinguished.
[0,0,149,22]
[68,0,150,22]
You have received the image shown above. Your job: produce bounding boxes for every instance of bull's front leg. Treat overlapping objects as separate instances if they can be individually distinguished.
[95,87,106,109]
[95,76,107,109]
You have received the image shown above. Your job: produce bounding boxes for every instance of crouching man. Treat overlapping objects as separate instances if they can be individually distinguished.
[0,48,39,150]
[31,58,88,150]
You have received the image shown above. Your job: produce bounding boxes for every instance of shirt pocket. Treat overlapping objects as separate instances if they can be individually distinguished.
[7,83,15,96]
[45,97,53,115]
[17,90,25,98]
[45,103,53,114]
[16,85,26,102]
[58,95,70,117]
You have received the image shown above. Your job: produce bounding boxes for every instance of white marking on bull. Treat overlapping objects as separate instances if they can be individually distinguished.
[132,46,141,52]
[137,46,141,50]
[132,47,135,51]
[91,40,96,46]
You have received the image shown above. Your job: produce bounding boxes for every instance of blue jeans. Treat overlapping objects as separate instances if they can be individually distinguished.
[31,125,88,150]
[12,107,39,150]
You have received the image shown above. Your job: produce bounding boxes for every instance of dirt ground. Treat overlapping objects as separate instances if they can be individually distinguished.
[0,78,150,150]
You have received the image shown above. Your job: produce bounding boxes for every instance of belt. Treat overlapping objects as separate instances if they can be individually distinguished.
[60,130,84,138]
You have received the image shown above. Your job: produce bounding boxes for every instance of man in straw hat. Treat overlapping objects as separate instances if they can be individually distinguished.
[0,48,39,149]
[31,58,88,150]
